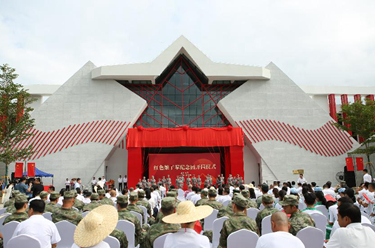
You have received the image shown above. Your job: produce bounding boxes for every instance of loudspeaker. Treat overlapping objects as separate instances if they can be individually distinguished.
[344,166,356,188]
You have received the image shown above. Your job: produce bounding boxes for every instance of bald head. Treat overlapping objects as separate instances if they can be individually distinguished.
[271,212,290,232]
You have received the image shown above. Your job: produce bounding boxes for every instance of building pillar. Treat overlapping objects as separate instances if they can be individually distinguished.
[328,94,337,121]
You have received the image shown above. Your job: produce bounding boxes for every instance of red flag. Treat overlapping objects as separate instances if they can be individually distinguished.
[356,157,364,171]
[194,220,202,234]
[15,163,23,178]
[27,162,35,177]
[345,158,354,171]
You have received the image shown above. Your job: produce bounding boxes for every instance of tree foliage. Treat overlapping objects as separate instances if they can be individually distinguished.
[0,64,35,181]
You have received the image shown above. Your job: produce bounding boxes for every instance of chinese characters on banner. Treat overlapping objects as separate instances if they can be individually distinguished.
[149,153,221,188]
[15,163,24,178]
[27,162,35,177]
[356,157,364,171]
[345,157,354,171]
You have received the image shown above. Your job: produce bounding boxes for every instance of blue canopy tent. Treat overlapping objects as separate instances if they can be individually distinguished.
[23,167,54,185]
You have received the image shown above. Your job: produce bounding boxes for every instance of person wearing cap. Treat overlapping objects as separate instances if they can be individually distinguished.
[195,188,208,206]
[136,189,152,216]
[144,197,180,248]
[256,194,278,231]
[5,190,21,213]
[71,205,126,248]
[220,194,258,247]
[217,189,241,218]
[203,187,223,210]
[127,192,144,220]
[98,189,113,206]
[255,212,305,248]
[3,194,29,225]
[163,200,212,248]
[12,199,61,248]
[83,193,102,212]
[52,191,83,225]
[39,191,48,202]
[72,190,85,211]
[256,183,269,208]
[279,195,315,235]
[241,189,257,208]
[45,192,61,214]
[117,195,144,247]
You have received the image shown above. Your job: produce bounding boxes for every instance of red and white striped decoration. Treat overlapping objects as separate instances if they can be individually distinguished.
[236,119,353,157]
[12,120,130,161]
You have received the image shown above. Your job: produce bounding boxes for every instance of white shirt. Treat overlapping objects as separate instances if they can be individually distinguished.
[83,197,91,204]
[123,177,127,183]
[255,231,305,248]
[363,173,372,183]
[329,204,338,223]
[57,196,63,206]
[217,194,231,203]
[65,180,70,186]
[118,177,123,183]
[12,215,61,248]
[74,182,81,190]
[330,215,372,237]
[302,208,323,216]
[164,228,210,248]
[97,180,104,188]
[326,223,375,248]
[323,188,336,198]
[190,194,201,204]
[297,177,307,184]
[71,241,110,248]
[186,191,195,201]
[76,194,84,202]
[91,179,97,185]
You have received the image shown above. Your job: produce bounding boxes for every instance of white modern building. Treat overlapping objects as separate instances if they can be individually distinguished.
[14,36,375,189]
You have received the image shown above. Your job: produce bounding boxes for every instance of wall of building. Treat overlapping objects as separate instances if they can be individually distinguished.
[105,146,128,187]
[243,144,260,185]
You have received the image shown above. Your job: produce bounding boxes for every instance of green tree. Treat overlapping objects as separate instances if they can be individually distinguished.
[0,64,35,184]
[335,98,375,176]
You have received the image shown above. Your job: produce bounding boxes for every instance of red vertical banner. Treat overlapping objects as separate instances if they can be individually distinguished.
[15,163,24,177]
[345,158,353,171]
[366,95,374,101]
[127,148,143,188]
[354,94,361,102]
[229,146,244,179]
[27,162,35,177]
[328,94,337,121]
[356,157,364,171]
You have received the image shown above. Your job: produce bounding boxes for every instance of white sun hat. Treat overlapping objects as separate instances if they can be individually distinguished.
[74,205,118,247]
[162,200,213,224]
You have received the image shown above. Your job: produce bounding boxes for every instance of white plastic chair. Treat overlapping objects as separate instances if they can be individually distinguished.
[0,208,7,215]
[296,226,324,248]
[177,189,185,201]
[43,212,52,221]
[204,209,218,231]
[7,234,42,248]
[261,215,272,235]
[259,204,265,211]
[104,235,120,248]
[222,200,231,207]
[3,221,19,247]
[117,220,136,248]
[311,213,327,234]
[138,205,148,225]
[7,233,41,248]
[153,233,171,248]
[315,205,328,219]
[82,211,90,218]
[212,216,229,248]
[55,220,76,248]
[247,208,259,220]
[362,223,375,232]
[298,202,307,210]
[0,213,12,234]
[130,211,143,226]
[362,212,371,220]
[227,229,259,248]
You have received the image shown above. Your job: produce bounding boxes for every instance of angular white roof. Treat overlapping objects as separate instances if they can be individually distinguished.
[91,36,271,84]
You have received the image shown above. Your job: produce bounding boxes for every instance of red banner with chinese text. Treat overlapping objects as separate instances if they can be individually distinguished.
[149,153,221,188]
[27,162,35,177]
[15,163,23,178]
[356,157,364,171]
[345,158,354,171]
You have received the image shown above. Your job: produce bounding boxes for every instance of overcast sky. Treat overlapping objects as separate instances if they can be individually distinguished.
[1,0,374,87]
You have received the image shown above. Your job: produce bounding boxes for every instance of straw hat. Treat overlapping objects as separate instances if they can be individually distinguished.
[74,205,118,247]
[163,200,213,224]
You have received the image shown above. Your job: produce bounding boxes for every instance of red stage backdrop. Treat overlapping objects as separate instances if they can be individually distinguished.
[149,153,220,187]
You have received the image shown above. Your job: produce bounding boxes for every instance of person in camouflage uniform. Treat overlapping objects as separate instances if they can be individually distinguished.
[39,191,48,202]
[279,195,315,235]
[117,195,144,247]
[127,192,145,220]
[220,194,258,247]
[203,187,223,210]
[227,174,233,185]
[143,197,180,248]
[256,184,269,208]
[83,193,101,212]
[98,189,113,206]
[241,190,257,209]
[52,191,83,225]
[3,194,28,225]
[195,188,208,206]
[150,176,156,186]
[166,176,172,190]
[197,175,202,188]
[217,189,240,218]
[256,194,278,231]
[192,175,197,187]
[136,190,152,217]
[5,190,21,213]
[142,177,147,188]
[45,192,60,213]
[186,176,191,187]
[110,228,128,248]
[70,190,84,211]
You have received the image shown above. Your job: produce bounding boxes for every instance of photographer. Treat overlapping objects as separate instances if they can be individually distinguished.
[15,178,32,197]
[31,178,44,198]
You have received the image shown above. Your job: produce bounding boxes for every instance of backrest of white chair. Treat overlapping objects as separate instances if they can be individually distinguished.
[0,208,7,215]
[296,226,324,248]
[82,211,90,218]
[212,217,229,248]
[130,211,143,226]
[138,205,148,225]
[7,234,41,248]
[153,233,171,248]
[42,212,52,221]
[247,208,259,220]
[298,202,307,210]
[0,213,12,234]
[227,229,259,248]
[104,235,120,248]
[116,220,135,248]
[55,220,76,248]
[362,212,371,219]
[3,221,19,247]
[177,189,185,200]
[311,213,327,234]
[259,204,265,211]
[315,205,328,219]
[222,200,231,207]
[361,214,371,223]
[362,223,375,232]
[204,209,218,231]
[261,215,272,235]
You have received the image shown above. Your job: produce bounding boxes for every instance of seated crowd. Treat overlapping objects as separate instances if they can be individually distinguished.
[0,176,375,248]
